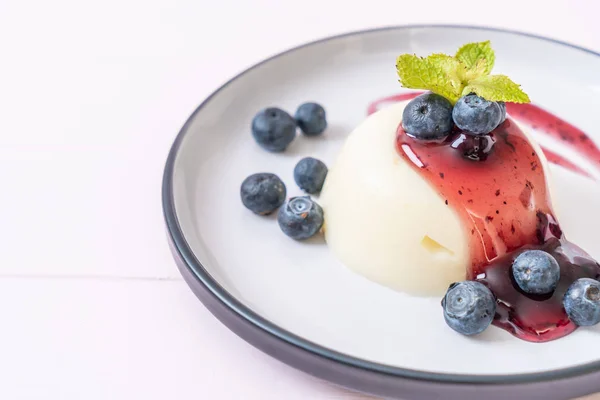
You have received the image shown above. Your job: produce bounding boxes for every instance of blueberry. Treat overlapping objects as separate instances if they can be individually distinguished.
[294,157,328,194]
[277,196,324,240]
[401,92,454,141]
[497,101,507,123]
[442,281,496,336]
[252,108,296,152]
[564,278,600,326]
[452,94,503,135]
[512,250,560,294]
[240,173,286,215]
[295,103,327,136]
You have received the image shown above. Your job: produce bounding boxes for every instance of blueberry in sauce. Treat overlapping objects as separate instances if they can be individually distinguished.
[512,250,561,295]
[452,94,503,135]
[564,278,600,326]
[397,99,600,341]
[401,92,453,141]
[442,281,496,336]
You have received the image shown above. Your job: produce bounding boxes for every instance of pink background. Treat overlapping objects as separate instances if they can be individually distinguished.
[2,0,600,398]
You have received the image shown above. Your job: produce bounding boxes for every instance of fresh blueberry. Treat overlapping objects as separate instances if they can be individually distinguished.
[452,94,503,135]
[295,103,327,136]
[240,173,286,215]
[512,250,560,294]
[294,157,328,194]
[277,196,324,240]
[442,281,496,336]
[564,278,600,326]
[402,92,454,141]
[497,101,507,123]
[252,108,296,152]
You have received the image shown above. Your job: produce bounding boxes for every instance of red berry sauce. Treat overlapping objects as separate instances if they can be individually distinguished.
[369,92,600,342]
[505,102,600,176]
[368,92,600,180]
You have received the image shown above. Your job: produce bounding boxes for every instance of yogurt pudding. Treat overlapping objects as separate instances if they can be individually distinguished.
[321,42,600,341]
[321,101,471,296]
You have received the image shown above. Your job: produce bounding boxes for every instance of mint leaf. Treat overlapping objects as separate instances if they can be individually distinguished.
[395,41,530,105]
[427,53,462,81]
[462,75,530,103]
[426,53,463,95]
[459,58,488,82]
[456,41,495,75]
[396,54,462,103]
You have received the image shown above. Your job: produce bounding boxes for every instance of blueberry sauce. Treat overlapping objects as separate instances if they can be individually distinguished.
[505,102,600,175]
[479,221,600,341]
[369,92,600,342]
[368,92,600,180]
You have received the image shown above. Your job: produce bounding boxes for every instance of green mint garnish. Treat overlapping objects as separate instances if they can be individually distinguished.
[396,41,530,104]
[462,74,531,103]
[395,54,462,102]
[455,41,495,75]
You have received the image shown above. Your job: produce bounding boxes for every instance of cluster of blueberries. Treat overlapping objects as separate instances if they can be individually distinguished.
[241,103,329,240]
[443,251,600,336]
[403,92,506,142]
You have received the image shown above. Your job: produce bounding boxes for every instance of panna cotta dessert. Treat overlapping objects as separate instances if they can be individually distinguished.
[321,99,557,297]
[241,42,600,343]
[321,100,471,296]
[322,41,600,341]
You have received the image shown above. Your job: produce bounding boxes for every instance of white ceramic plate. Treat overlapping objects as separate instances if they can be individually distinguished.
[163,26,600,399]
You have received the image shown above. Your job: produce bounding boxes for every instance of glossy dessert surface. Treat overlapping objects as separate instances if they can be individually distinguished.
[396,102,600,341]
[321,101,469,296]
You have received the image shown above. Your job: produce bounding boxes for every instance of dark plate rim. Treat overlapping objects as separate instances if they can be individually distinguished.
[162,24,600,386]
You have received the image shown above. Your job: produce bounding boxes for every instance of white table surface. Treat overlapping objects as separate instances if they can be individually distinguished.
[2,1,600,398]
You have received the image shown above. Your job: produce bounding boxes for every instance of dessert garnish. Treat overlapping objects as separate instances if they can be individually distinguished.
[251,102,329,152]
[243,102,328,240]
[395,41,600,341]
[295,102,328,136]
[240,173,286,215]
[442,281,496,335]
[278,196,324,240]
[294,157,329,194]
[252,107,297,152]
[396,41,529,105]
[564,278,600,326]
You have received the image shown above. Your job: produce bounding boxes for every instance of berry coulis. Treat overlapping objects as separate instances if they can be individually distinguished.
[505,102,600,177]
[368,93,600,180]
[369,92,600,342]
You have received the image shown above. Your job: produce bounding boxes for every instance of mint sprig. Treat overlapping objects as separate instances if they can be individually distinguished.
[463,74,530,103]
[395,41,529,104]
[455,41,495,75]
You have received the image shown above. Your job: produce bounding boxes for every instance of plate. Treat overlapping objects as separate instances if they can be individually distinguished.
[162,26,600,400]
